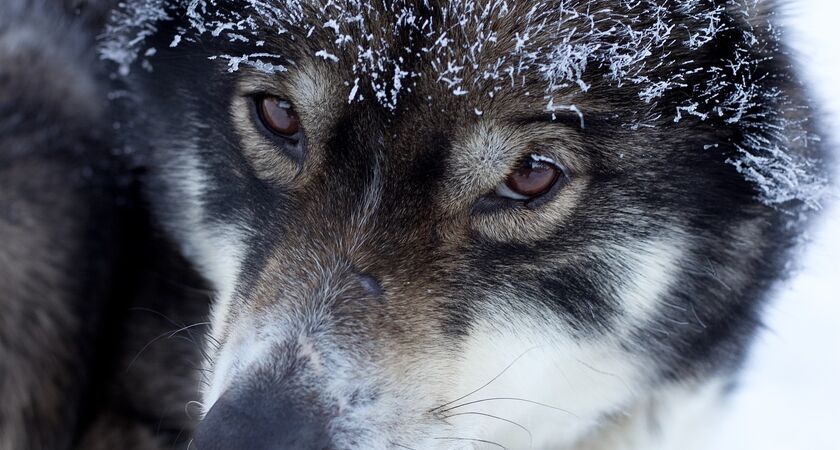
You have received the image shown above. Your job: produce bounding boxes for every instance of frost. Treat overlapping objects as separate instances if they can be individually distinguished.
[530,153,558,166]
[315,50,339,62]
[348,78,361,102]
[210,53,288,73]
[546,99,585,129]
[99,0,827,210]
[99,0,170,76]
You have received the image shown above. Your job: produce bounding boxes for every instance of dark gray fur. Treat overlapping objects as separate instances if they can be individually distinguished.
[1,0,112,447]
[1,1,207,448]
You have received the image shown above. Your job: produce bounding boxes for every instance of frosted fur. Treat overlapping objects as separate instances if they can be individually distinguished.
[100,0,827,210]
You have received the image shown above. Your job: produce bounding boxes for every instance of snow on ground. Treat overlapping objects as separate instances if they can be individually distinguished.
[713,1,840,449]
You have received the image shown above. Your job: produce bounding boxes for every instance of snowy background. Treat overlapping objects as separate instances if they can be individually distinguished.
[713,1,840,448]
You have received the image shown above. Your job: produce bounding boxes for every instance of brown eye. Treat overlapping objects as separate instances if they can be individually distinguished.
[257,96,300,137]
[496,156,562,200]
[506,160,559,196]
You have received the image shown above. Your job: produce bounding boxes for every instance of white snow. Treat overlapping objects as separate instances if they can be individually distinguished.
[315,49,339,62]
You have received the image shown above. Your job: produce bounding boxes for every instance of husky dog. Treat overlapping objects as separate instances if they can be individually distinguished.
[1,0,829,449]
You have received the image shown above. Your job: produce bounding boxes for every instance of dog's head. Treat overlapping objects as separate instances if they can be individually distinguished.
[109,0,823,448]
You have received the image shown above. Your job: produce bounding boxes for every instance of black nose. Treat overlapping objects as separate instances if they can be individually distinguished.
[194,386,332,450]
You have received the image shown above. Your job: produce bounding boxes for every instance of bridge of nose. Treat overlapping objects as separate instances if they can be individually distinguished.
[312,108,451,219]
[240,114,454,336]
[280,147,447,282]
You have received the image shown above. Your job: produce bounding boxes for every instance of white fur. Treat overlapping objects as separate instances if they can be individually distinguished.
[437,236,691,449]
[444,320,724,449]
[163,151,252,411]
[613,236,685,322]
[443,316,648,449]
[168,153,248,345]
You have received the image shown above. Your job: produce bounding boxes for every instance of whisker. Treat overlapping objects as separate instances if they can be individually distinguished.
[128,306,179,321]
[444,412,533,448]
[441,397,578,418]
[573,358,634,394]
[435,437,509,449]
[126,322,211,371]
[392,443,417,450]
[169,334,208,352]
[169,322,212,337]
[205,334,223,349]
[129,306,218,351]
[127,330,180,371]
[172,426,190,448]
[430,346,543,413]
[185,400,205,420]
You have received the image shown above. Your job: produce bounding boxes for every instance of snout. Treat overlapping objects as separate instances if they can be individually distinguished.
[194,384,332,450]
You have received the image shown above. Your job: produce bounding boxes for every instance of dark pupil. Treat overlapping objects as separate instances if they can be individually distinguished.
[260,98,299,135]
[507,161,558,196]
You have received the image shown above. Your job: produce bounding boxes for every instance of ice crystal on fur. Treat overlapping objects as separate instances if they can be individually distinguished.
[100,0,827,209]
[99,0,171,76]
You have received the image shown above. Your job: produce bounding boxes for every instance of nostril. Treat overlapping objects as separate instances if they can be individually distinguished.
[357,272,384,299]
[194,387,332,450]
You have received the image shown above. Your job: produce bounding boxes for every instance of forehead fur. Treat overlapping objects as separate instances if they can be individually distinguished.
[114,0,739,109]
[103,0,771,107]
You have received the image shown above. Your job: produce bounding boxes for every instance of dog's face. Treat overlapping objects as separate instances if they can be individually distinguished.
[116,0,811,448]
